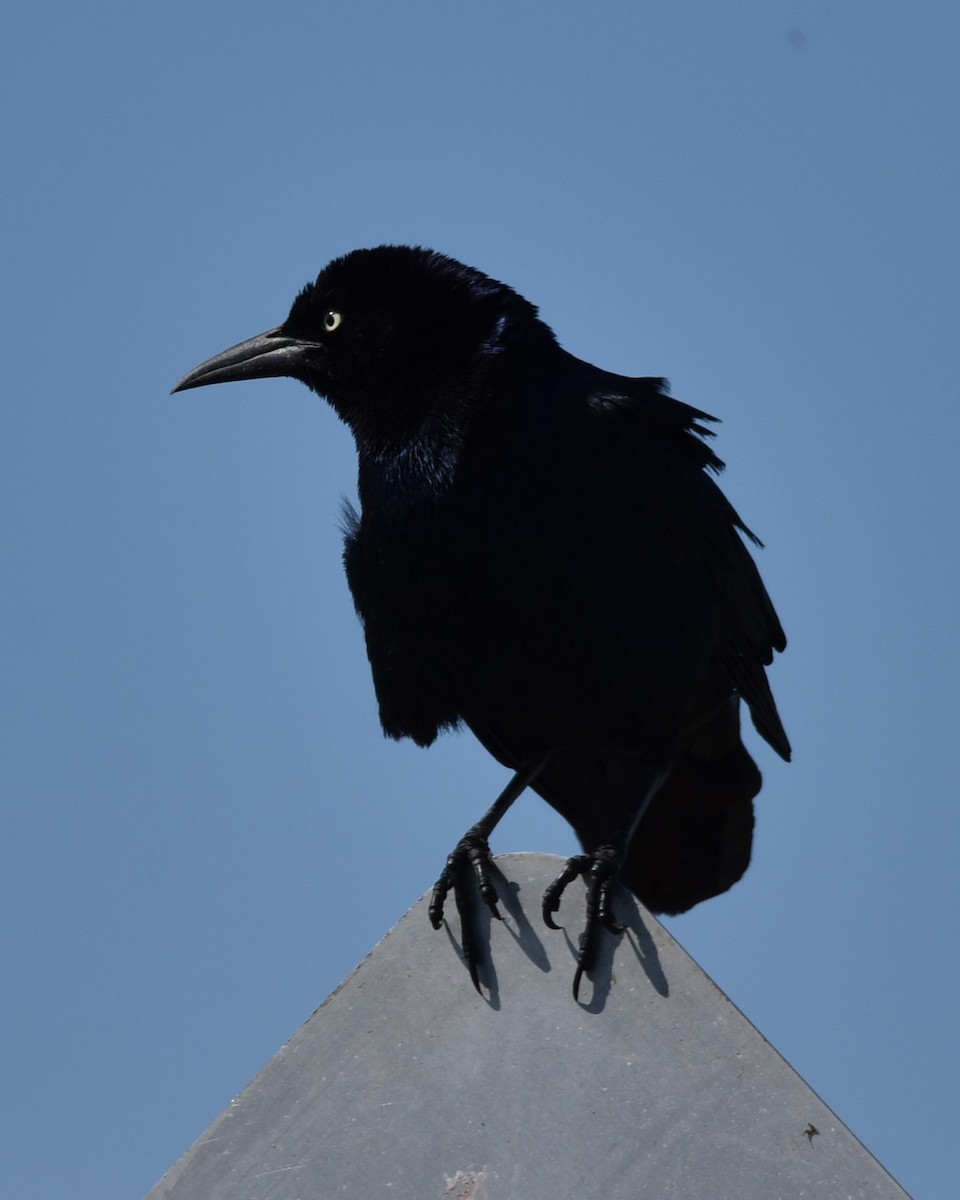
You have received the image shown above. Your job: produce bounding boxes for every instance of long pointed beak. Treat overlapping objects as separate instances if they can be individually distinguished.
[171,327,320,393]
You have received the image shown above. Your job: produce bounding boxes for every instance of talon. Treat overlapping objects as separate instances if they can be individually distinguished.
[541,854,591,928]
[572,916,605,998]
[595,875,625,935]
[545,846,626,996]
[426,764,544,990]
[428,863,455,929]
[429,828,503,989]
[470,848,503,919]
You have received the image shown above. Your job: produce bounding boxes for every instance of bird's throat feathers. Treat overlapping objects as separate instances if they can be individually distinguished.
[350,334,552,512]
[357,427,465,514]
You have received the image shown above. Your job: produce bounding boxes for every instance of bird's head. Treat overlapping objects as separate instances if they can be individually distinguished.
[173,246,551,449]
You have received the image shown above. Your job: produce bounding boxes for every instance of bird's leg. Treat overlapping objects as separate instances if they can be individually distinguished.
[429,759,546,991]
[542,763,672,999]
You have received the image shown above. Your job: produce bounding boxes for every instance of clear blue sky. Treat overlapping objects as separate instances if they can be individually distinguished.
[2,4,957,1197]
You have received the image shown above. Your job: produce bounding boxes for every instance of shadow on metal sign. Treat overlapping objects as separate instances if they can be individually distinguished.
[146,853,911,1200]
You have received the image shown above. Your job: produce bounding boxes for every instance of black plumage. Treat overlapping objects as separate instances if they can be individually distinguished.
[174,246,789,994]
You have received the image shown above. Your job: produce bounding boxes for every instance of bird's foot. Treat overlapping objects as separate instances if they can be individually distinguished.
[429,828,502,991]
[542,845,625,999]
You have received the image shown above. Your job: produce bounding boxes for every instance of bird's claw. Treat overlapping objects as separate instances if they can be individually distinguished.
[543,846,625,999]
[429,830,502,991]
[429,830,502,924]
[542,854,592,929]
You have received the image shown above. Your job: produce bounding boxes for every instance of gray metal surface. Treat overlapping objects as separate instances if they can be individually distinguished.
[146,853,910,1199]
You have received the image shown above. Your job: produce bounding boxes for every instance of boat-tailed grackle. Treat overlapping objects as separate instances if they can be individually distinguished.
[174,246,790,997]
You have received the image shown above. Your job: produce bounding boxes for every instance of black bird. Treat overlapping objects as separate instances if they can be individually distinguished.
[174,246,790,996]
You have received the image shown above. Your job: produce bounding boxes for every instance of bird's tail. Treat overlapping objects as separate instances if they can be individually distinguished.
[622,697,762,915]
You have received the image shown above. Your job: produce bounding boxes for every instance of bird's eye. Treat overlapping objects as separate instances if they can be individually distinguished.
[323,310,343,332]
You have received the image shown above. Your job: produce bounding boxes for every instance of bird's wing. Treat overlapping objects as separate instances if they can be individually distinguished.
[588,377,790,761]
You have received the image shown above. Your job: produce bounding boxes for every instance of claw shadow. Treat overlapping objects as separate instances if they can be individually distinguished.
[440,864,667,1012]
[622,903,670,998]
[492,863,553,974]
[442,861,553,1007]
[558,882,669,1013]
[441,915,501,1010]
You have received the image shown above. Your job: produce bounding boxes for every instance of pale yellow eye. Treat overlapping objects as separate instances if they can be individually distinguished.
[323,310,343,332]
